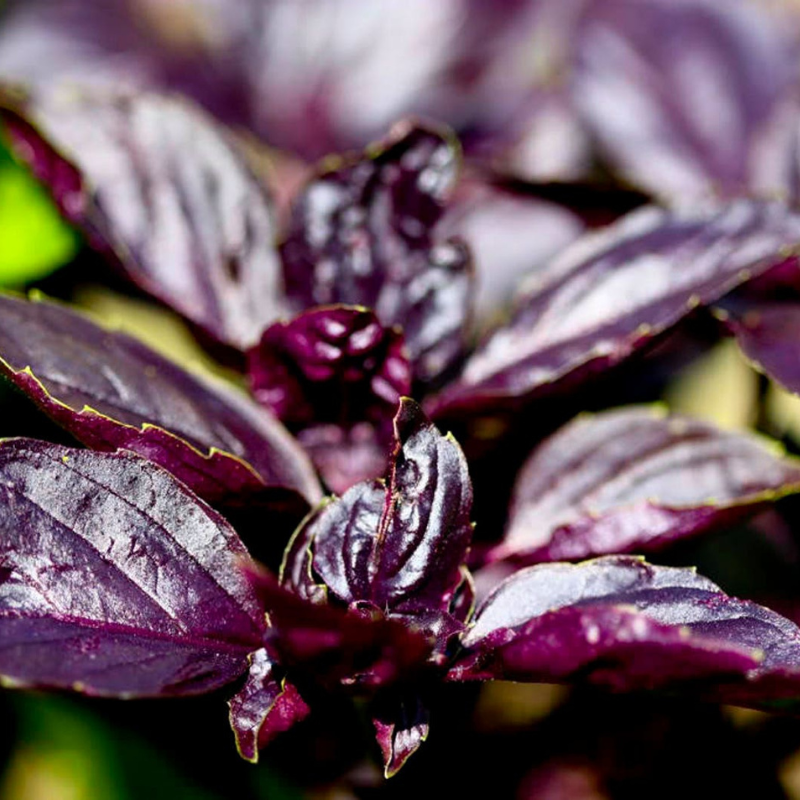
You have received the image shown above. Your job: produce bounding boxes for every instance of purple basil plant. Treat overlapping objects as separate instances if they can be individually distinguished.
[8,396,800,778]
[8,0,800,786]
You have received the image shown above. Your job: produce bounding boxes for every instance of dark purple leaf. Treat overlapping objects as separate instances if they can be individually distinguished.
[246,564,431,689]
[248,305,411,493]
[721,302,800,397]
[281,399,473,662]
[281,121,473,385]
[0,292,321,507]
[573,0,799,203]
[0,86,285,350]
[429,201,800,417]
[0,440,265,696]
[372,692,430,778]
[228,648,310,763]
[450,557,800,707]
[312,401,471,611]
[491,406,800,565]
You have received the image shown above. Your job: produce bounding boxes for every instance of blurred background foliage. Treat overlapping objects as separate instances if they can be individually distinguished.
[6,0,800,797]
[0,128,79,287]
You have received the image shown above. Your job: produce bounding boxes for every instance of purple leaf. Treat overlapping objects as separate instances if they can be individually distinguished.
[429,201,800,417]
[372,692,430,778]
[573,0,799,202]
[438,178,584,328]
[721,302,800,396]
[0,1,253,127]
[0,292,321,507]
[0,440,265,697]
[0,87,285,350]
[312,402,470,608]
[228,648,310,763]
[281,121,473,385]
[248,305,411,493]
[281,399,473,662]
[450,557,800,706]
[246,564,432,689]
[492,406,800,565]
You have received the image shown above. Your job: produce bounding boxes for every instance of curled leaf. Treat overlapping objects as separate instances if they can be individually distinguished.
[228,648,310,763]
[492,406,800,565]
[372,692,429,778]
[248,305,411,493]
[282,399,473,662]
[281,121,473,385]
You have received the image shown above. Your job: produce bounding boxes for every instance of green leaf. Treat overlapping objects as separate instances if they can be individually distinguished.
[0,135,79,286]
[3,694,302,800]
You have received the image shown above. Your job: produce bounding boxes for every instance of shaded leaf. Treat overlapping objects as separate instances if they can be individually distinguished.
[371,691,429,778]
[451,557,800,705]
[573,0,798,202]
[0,86,284,350]
[664,339,758,431]
[247,564,431,689]
[228,648,310,763]
[248,305,411,493]
[0,440,264,696]
[491,406,800,565]
[721,302,800,397]
[0,293,321,507]
[281,121,473,385]
[429,201,800,417]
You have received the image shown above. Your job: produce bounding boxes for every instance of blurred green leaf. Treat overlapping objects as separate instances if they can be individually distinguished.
[1,695,300,800]
[0,132,79,286]
[664,339,758,430]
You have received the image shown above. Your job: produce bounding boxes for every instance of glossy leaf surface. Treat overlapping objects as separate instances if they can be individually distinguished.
[452,557,800,705]
[0,87,285,350]
[282,399,473,661]
[493,406,800,564]
[0,440,265,696]
[281,122,473,384]
[372,692,430,778]
[248,305,411,493]
[228,648,310,763]
[430,202,800,416]
[0,293,321,507]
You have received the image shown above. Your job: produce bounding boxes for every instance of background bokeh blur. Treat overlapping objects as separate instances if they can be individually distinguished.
[7,1,800,797]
